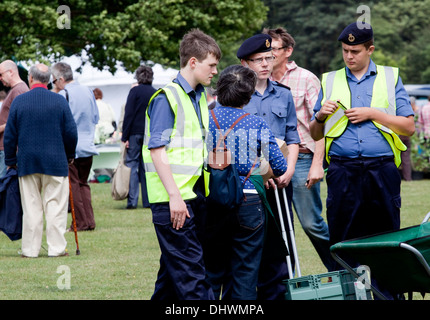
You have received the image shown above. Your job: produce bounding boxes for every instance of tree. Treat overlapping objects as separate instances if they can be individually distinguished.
[0,0,268,73]
[263,0,430,83]
[371,0,430,83]
[263,0,370,76]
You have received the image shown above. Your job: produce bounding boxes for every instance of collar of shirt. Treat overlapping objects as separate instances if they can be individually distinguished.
[174,72,204,128]
[174,72,205,97]
[254,79,275,98]
[30,83,48,90]
[286,60,298,72]
[270,60,297,83]
[346,59,377,83]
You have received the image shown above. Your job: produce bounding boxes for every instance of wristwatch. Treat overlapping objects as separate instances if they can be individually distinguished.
[315,111,326,124]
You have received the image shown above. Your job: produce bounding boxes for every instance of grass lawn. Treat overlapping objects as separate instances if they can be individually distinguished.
[0,179,429,300]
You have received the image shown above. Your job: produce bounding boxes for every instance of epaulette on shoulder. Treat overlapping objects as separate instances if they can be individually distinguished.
[274,81,290,91]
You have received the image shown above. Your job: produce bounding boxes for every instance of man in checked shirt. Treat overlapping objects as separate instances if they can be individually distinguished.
[264,27,336,272]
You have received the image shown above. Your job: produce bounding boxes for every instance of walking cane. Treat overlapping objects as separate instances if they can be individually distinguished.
[274,186,293,279]
[68,178,80,255]
[281,188,301,277]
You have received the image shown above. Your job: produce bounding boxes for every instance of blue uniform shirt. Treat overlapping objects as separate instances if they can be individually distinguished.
[243,80,300,145]
[313,60,414,158]
[147,72,205,149]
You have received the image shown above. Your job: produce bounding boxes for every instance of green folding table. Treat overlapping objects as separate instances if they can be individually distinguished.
[330,212,430,300]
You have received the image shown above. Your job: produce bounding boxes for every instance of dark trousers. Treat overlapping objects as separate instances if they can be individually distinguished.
[150,177,214,300]
[257,183,294,300]
[69,157,96,231]
[203,193,265,300]
[326,156,401,299]
[125,134,149,208]
[326,156,401,247]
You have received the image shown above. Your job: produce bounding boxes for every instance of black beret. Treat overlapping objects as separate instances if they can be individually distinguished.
[237,34,272,60]
[338,22,373,45]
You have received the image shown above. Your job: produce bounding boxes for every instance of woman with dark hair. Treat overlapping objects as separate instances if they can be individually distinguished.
[135,65,154,85]
[121,66,156,209]
[204,65,287,300]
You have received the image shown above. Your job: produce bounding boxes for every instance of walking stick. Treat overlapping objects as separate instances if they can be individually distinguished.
[274,186,293,279]
[281,188,301,277]
[69,178,80,255]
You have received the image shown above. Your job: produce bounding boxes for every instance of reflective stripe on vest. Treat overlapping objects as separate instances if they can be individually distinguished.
[142,83,210,203]
[321,65,406,167]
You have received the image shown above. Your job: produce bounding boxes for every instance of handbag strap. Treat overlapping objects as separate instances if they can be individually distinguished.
[211,109,250,149]
[120,143,128,163]
[243,155,260,185]
[210,110,260,185]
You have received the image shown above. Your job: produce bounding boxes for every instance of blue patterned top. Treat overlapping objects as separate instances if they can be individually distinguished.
[208,105,287,190]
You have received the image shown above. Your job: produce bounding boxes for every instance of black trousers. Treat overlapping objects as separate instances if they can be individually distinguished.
[257,183,294,300]
[326,156,401,247]
[326,156,402,300]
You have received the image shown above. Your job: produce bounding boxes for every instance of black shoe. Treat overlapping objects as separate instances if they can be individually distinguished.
[126,205,137,209]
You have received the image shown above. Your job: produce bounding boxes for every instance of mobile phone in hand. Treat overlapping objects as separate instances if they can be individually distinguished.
[337,100,347,110]
[336,100,346,110]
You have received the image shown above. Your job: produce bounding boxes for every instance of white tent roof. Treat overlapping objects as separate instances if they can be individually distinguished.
[65,56,178,88]
[39,55,178,122]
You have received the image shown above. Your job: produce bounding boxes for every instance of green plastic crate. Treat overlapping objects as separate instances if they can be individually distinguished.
[284,269,372,300]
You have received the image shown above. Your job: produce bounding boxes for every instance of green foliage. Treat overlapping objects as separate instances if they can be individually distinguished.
[0,0,267,73]
[263,0,430,83]
[371,0,430,84]
[263,0,375,76]
[87,0,268,72]
[411,131,430,172]
[2,0,429,81]
[0,1,60,63]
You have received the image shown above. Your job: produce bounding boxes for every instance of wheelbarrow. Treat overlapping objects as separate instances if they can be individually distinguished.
[330,212,430,300]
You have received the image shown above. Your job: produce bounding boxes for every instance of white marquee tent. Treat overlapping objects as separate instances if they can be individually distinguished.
[22,55,178,124]
[62,56,178,123]
[24,56,178,173]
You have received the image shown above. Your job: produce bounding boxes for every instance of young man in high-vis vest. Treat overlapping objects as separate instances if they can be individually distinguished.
[310,22,415,299]
[142,29,221,300]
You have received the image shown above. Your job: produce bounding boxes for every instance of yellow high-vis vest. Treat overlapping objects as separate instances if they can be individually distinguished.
[321,65,406,167]
[142,82,210,203]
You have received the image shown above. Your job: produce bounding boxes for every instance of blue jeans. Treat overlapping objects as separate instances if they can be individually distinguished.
[204,193,265,300]
[125,134,149,208]
[291,153,336,271]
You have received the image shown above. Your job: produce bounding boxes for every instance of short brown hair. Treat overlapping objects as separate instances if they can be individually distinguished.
[263,27,295,48]
[179,29,221,68]
[363,39,374,50]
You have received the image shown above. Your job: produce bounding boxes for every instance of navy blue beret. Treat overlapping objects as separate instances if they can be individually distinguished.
[237,34,272,59]
[338,22,373,45]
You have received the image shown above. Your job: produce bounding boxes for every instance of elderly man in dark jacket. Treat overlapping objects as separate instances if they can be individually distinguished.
[4,63,77,258]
